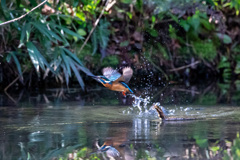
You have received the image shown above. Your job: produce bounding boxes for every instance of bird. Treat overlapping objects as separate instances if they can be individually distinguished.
[95,139,120,159]
[91,67,134,96]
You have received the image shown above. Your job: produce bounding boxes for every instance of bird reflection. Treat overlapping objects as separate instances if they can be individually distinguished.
[95,138,120,160]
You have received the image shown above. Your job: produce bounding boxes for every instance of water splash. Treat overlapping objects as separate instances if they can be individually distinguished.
[123,94,165,117]
[123,93,201,119]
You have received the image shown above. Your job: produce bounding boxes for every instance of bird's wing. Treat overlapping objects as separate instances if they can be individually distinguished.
[102,67,121,82]
[121,67,133,83]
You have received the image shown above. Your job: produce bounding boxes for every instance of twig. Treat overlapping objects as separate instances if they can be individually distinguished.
[78,0,110,54]
[0,0,47,26]
[169,61,200,72]
[4,67,27,92]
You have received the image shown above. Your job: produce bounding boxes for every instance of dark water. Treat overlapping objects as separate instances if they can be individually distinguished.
[1,83,240,160]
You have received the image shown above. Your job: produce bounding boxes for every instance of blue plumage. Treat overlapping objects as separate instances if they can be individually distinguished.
[92,67,133,95]
[120,82,133,93]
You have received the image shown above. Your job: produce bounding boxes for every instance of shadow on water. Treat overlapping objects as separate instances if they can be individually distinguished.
[0,81,240,159]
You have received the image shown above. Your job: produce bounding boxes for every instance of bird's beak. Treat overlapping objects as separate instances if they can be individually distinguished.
[91,76,101,83]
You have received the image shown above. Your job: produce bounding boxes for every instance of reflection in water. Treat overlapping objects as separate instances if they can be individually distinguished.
[95,138,120,160]
[1,83,240,159]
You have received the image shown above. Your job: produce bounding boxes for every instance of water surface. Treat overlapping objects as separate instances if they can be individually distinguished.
[1,84,240,160]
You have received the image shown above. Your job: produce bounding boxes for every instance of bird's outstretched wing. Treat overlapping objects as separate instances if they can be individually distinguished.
[102,67,121,82]
[121,67,133,83]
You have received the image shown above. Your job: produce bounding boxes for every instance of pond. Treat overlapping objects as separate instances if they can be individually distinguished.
[0,82,240,160]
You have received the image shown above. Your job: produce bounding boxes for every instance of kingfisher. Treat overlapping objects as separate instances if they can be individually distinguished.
[95,139,120,159]
[92,67,134,96]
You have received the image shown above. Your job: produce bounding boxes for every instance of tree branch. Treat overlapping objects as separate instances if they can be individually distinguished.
[0,0,47,26]
[78,0,110,54]
[169,61,200,72]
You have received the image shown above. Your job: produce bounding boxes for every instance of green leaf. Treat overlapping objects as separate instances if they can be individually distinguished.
[1,0,7,10]
[28,42,46,70]
[32,22,54,42]
[34,22,64,43]
[29,0,37,6]
[62,48,83,66]
[97,19,110,49]
[126,12,132,19]
[51,26,70,45]
[121,0,132,4]
[76,65,94,76]
[147,28,158,37]
[46,27,64,42]
[27,42,53,74]
[190,16,200,31]
[53,23,84,40]
[61,64,69,85]
[19,23,31,47]
[69,58,85,90]
[91,29,98,55]
[76,12,86,22]
[216,33,232,44]
[27,42,40,74]
[73,0,79,7]
[180,20,190,31]
[211,146,220,152]
[77,29,87,36]
[200,19,212,30]
[11,52,23,77]
[60,49,71,76]
[152,16,156,23]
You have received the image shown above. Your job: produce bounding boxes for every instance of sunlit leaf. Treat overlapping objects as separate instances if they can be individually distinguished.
[76,12,86,22]
[27,42,53,75]
[27,42,40,74]
[152,16,156,23]
[77,29,87,36]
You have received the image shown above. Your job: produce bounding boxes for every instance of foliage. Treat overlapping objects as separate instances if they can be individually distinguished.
[223,133,240,160]
[91,19,111,56]
[1,0,240,89]
[0,0,104,89]
[193,41,217,60]
[213,0,240,15]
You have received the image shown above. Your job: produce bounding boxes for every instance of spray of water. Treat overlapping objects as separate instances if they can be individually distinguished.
[123,93,196,118]
[123,94,166,117]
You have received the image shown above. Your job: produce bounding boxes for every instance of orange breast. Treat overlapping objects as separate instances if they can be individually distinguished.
[110,83,129,92]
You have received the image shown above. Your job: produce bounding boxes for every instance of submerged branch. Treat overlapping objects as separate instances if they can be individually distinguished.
[4,67,27,92]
